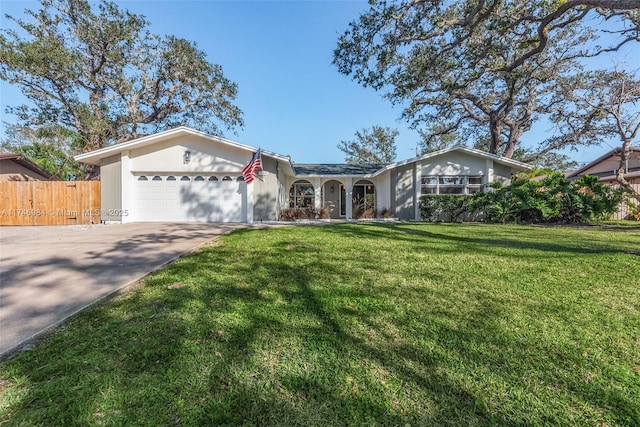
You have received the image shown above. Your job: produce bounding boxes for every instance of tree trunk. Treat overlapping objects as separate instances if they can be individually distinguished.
[489,116,502,155]
[616,139,640,205]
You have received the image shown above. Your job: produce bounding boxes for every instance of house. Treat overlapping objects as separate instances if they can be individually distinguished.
[566,146,640,219]
[0,153,53,182]
[74,127,530,223]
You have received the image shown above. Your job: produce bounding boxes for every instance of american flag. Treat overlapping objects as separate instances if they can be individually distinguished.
[241,149,262,184]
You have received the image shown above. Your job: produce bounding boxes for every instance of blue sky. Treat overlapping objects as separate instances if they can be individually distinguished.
[0,0,632,165]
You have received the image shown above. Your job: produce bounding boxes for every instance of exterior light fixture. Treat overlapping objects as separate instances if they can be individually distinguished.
[184,150,191,164]
[330,186,335,193]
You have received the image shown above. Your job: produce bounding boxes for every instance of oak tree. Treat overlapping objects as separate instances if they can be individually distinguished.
[333,0,640,159]
[0,0,243,159]
[0,124,85,180]
[338,126,398,164]
[551,69,640,202]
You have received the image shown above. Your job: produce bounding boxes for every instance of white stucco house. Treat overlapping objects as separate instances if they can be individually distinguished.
[74,126,531,223]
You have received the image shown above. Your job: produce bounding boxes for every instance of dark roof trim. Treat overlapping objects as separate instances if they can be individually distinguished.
[567,146,640,177]
[293,163,386,176]
[0,153,53,180]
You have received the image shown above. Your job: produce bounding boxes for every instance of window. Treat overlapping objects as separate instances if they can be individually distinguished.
[194,176,205,181]
[420,177,437,194]
[439,176,465,194]
[167,176,176,181]
[152,176,162,181]
[208,176,218,181]
[289,181,314,208]
[180,176,190,181]
[236,176,245,182]
[222,176,232,181]
[352,180,375,217]
[467,176,483,194]
[421,176,483,195]
[137,176,148,181]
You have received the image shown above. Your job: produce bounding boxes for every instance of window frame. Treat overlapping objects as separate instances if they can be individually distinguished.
[421,175,483,195]
[289,181,315,208]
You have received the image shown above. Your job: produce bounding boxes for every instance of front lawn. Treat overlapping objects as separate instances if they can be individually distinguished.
[1,223,639,425]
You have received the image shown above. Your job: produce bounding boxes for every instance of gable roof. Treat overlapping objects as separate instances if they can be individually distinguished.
[74,126,293,166]
[295,146,530,178]
[75,128,531,177]
[381,145,531,174]
[566,146,640,178]
[293,145,531,178]
[0,153,54,180]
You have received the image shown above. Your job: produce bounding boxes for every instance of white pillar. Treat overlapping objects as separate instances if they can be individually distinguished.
[313,178,322,212]
[414,162,422,220]
[345,178,353,220]
[246,181,254,223]
[486,159,494,190]
[121,151,132,223]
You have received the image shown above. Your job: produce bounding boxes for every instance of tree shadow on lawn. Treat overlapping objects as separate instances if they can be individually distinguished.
[326,222,635,256]
[1,229,637,425]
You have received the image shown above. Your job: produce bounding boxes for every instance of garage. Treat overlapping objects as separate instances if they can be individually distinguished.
[133,174,247,222]
[73,127,295,224]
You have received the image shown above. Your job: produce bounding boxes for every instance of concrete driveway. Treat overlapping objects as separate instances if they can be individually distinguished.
[0,223,240,358]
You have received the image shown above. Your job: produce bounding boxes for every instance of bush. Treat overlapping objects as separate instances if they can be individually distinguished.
[380,208,395,219]
[469,173,624,224]
[319,206,330,219]
[419,195,471,222]
[279,207,319,221]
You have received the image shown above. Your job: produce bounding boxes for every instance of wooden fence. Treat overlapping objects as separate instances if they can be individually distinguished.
[613,182,640,220]
[0,181,100,226]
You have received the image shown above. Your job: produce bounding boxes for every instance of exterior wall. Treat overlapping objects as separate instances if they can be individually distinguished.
[0,160,50,182]
[393,163,415,220]
[375,170,392,215]
[252,156,280,222]
[389,153,524,221]
[99,155,122,222]
[580,155,640,176]
[420,152,488,177]
[129,134,249,173]
[493,163,513,185]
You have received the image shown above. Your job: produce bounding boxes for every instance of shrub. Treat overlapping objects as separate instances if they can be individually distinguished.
[380,208,395,219]
[279,207,318,221]
[419,195,471,222]
[319,206,330,219]
[352,196,376,219]
[469,173,624,224]
[625,198,640,221]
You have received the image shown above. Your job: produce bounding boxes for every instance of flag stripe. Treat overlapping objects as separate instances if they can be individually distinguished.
[242,149,262,184]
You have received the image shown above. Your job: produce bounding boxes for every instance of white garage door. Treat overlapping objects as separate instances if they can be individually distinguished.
[133,175,247,222]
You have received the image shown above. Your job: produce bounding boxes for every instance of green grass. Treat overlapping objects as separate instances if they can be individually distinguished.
[1,223,639,426]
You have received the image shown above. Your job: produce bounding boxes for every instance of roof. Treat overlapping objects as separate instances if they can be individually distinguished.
[383,145,531,173]
[293,146,530,178]
[74,128,531,177]
[590,170,640,182]
[74,126,293,167]
[567,146,640,178]
[293,163,386,176]
[0,153,53,180]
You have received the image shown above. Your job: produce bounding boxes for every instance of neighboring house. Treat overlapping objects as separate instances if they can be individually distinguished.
[566,146,640,219]
[0,153,53,182]
[74,127,530,223]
